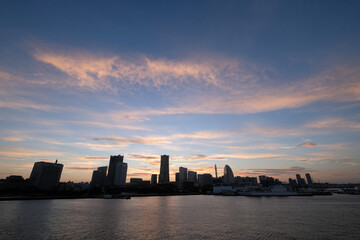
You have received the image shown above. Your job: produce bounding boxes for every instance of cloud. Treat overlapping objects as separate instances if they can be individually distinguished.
[239,166,309,176]
[66,166,97,171]
[91,137,171,145]
[293,140,317,148]
[78,156,109,160]
[0,137,24,142]
[87,130,229,148]
[33,49,253,91]
[0,147,63,158]
[339,161,359,166]
[306,118,360,130]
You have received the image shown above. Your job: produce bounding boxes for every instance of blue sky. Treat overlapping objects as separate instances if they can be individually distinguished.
[0,0,359,183]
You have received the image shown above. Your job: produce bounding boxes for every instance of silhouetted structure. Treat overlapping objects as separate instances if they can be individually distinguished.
[289,178,298,188]
[107,155,124,185]
[259,175,276,187]
[223,165,235,185]
[175,172,179,183]
[159,155,169,183]
[29,160,63,190]
[4,175,25,190]
[114,162,127,186]
[91,166,107,187]
[296,174,306,186]
[151,174,157,185]
[305,173,313,185]
[198,173,212,187]
[179,167,188,185]
[234,176,257,186]
[130,178,142,184]
[188,171,197,183]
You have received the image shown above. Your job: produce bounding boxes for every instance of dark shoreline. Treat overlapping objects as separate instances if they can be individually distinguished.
[0,192,204,201]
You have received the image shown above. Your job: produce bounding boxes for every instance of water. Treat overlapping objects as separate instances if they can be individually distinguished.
[0,194,359,239]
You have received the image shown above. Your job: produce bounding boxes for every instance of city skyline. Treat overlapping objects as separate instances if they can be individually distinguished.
[1,1,360,183]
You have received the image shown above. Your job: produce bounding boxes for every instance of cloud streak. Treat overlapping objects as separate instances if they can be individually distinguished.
[33,50,252,91]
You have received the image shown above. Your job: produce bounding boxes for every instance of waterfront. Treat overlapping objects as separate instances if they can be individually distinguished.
[0,194,359,239]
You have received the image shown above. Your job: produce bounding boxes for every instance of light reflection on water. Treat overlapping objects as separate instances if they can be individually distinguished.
[0,194,359,239]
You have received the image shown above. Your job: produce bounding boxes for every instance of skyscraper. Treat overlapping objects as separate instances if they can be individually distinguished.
[223,165,235,185]
[91,166,107,187]
[188,171,197,182]
[159,155,169,183]
[179,167,188,184]
[107,155,124,185]
[305,173,313,185]
[114,162,127,186]
[29,160,63,190]
[296,174,306,186]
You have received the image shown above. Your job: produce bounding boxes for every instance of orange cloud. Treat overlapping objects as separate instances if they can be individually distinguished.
[33,50,248,91]
[306,118,360,129]
[0,147,63,158]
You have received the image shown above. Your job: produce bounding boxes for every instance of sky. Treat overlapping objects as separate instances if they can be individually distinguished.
[0,0,359,183]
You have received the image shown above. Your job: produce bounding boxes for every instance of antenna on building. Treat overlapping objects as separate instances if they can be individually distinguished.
[215,164,218,178]
[55,159,58,164]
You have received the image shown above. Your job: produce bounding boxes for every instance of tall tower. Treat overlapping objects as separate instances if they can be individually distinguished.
[179,167,188,184]
[296,174,302,185]
[107,155,124,185]
[114,162,127,186]
[159,155,169,183]
[223,165,235,185]
[215,164,218,178]
[305,173,313,185]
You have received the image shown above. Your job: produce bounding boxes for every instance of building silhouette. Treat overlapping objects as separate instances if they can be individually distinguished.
[288,178,298,188]
[4,175,25,190]
[198,173,212,187]
[91,166,107,187]
[305,173,313,185]
[107,155,124,185]
[188,171,197,183]
[296,174,306,186]
[223,165,235,185]
[175,172,179,183]
[159,155,169,183]
[130,178,142,184]
[151,174,157,185]
[29,160,63,190]
[179,167,188,184]
[114,162,127,186]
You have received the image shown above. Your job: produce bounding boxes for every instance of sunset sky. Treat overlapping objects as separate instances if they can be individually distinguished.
[0,1,359,183]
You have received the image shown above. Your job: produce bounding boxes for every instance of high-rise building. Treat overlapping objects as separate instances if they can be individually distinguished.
[296,174,306,186]
[188,171,197,182]
[91,166,107,187]
[107,155,124,185]
[296,174,302,185]
[114,162,127,186]
[151,174,157,185]
[175,172,179,183]
[179,167,188,184]
[305,173,313,185]
[223,165,235,185]
[29,160,63,190]
[159,155,169,183]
